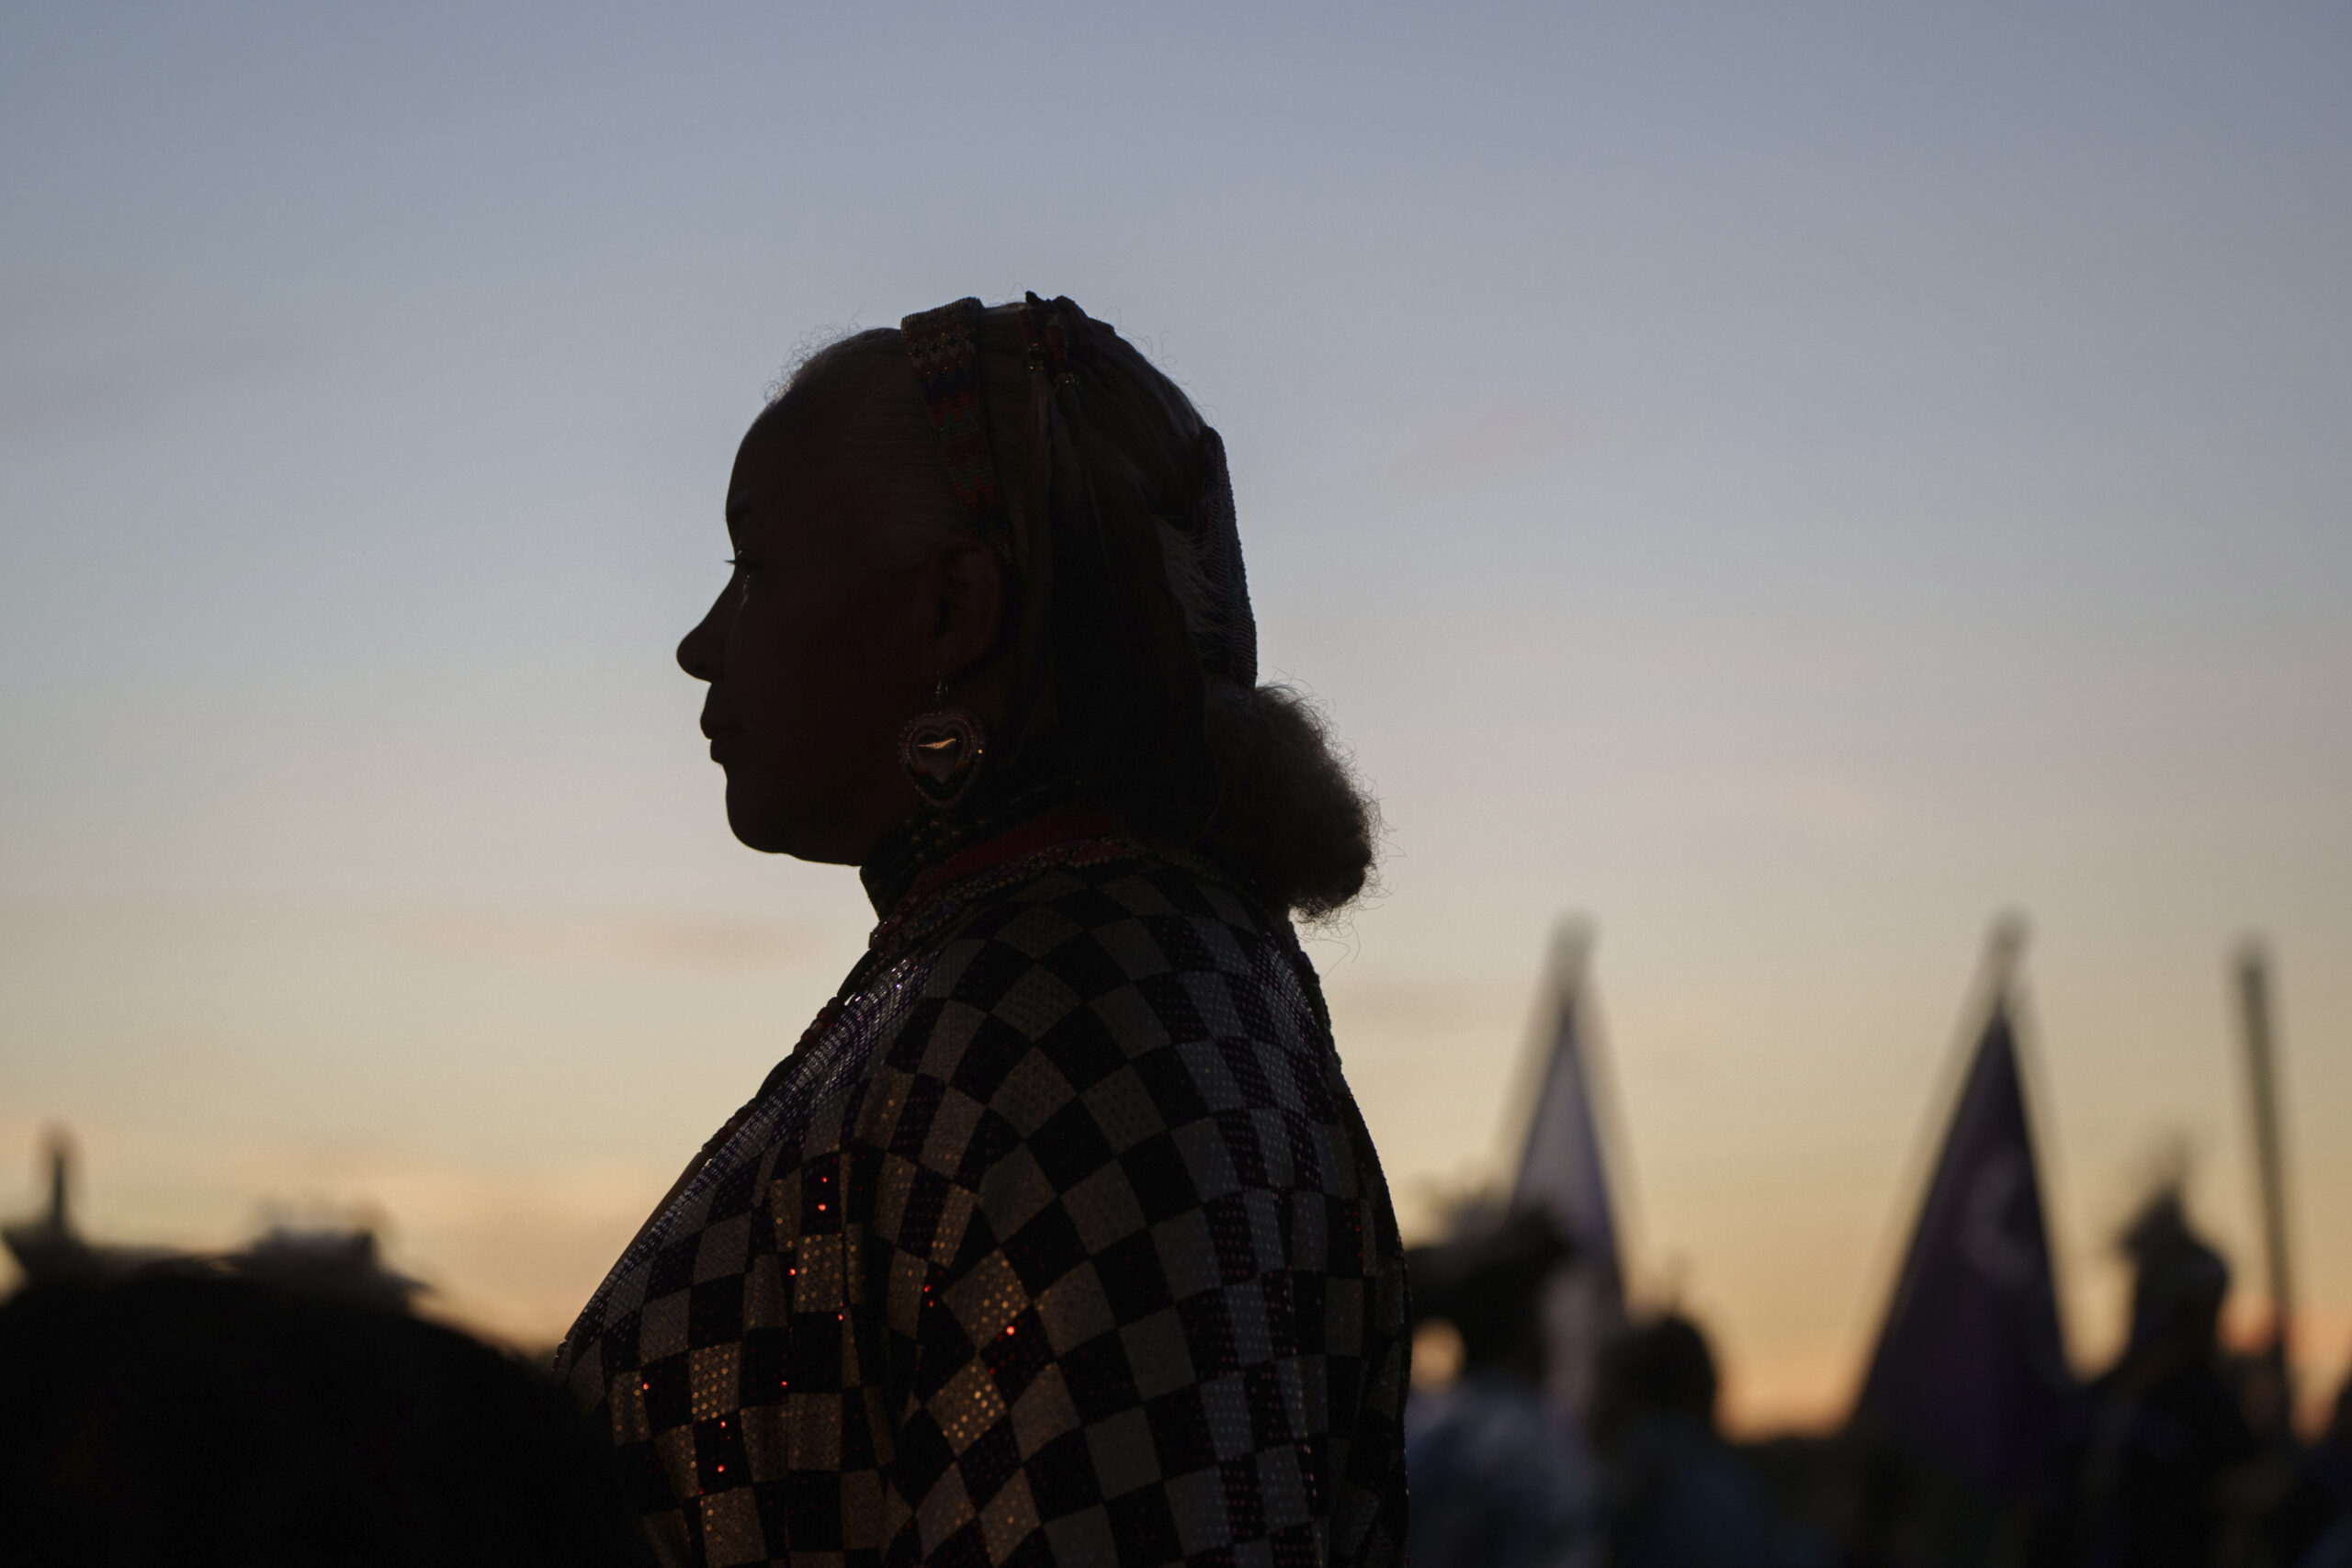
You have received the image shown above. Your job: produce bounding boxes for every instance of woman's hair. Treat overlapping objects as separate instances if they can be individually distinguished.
[776,308,1377,921]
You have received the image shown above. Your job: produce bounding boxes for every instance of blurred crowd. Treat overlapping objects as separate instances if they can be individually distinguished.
[1402,1195,2352,1568]
[3,1145,2342,1565]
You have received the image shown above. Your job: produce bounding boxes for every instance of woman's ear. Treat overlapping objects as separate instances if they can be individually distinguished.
[927,535,1006,678]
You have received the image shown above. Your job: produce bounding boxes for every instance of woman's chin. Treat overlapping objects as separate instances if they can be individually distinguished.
[722,779,796,855]
[723,783,866,863]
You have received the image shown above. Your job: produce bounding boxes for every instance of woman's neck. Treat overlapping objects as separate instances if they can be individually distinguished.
[856,739,1092,919]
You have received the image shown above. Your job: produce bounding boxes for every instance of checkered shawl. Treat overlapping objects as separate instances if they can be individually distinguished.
[555,843,1410,1568]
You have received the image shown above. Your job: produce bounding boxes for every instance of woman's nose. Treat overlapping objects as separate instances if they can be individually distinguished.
[677,595,724,683]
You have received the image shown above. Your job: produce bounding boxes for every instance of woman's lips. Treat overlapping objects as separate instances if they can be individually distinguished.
[705,727,743,761]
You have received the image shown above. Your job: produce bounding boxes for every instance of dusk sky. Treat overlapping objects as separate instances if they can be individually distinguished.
[4,3,2346,1428]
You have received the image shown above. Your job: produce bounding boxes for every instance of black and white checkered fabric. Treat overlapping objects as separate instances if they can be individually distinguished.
[556,847,1410,1567]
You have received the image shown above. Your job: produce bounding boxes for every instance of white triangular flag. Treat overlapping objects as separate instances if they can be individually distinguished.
[1510,921,1627,1414]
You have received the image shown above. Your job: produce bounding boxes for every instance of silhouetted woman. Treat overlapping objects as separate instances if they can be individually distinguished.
[555,297,1408,1568]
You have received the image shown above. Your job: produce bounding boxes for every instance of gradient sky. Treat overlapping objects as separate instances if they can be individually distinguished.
[4,3,2347,1429]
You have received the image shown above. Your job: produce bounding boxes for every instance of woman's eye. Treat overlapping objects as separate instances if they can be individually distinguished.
[714,558,749,607]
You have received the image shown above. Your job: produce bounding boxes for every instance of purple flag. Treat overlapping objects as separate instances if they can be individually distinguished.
[1857,999,2076,1493]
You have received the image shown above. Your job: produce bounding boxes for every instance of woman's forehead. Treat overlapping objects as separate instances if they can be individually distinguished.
[726,401,850,542]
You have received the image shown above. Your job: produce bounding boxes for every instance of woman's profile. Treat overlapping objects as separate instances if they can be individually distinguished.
[555,296,1408,1568]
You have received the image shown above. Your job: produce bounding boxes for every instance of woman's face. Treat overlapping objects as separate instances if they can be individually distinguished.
[676,403,932,863]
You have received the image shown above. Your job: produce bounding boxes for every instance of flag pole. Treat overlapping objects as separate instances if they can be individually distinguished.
[2235,938,2294,1414]
[1983,910,2028,1019]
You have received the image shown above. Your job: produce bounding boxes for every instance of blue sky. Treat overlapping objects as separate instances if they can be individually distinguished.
[4,3,2347,1425]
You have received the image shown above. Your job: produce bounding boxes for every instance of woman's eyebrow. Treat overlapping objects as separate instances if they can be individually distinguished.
[723,494,758,545]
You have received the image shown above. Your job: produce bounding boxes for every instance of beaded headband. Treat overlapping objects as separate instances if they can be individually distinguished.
[901,292,1259,696]
[899,297,1013,565]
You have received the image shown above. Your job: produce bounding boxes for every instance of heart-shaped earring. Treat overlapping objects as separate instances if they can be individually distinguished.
[898,685,987,810]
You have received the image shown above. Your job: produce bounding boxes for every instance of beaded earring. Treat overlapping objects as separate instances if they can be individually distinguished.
[897,682,987,810]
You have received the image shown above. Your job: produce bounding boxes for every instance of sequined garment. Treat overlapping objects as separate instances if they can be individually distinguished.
[555,833,1410,1567]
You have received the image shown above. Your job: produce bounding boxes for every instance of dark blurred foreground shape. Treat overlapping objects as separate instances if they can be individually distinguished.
[0,1135,655,1567]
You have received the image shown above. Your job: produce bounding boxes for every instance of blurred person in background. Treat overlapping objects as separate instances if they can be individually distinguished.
[2064,1190,2267,1568]
[1589,1311,1815,1568]
[2266,1360,2352,1568]
[1403,1209,1602,1568]
[554,296,1408,1566]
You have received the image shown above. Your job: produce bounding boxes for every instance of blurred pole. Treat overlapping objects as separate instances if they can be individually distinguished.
[1985,911,2028,1009]
[2235,941,2294,1407]
[42,1125,74,1233]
